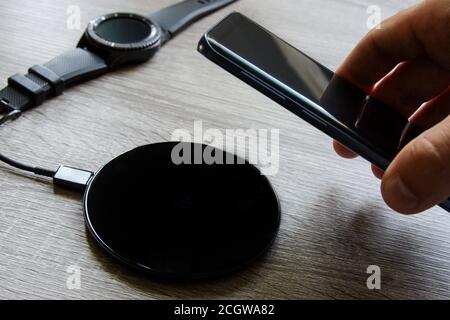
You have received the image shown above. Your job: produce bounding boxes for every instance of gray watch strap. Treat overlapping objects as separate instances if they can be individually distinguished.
[0,48,107,124]
[149,0,237,38]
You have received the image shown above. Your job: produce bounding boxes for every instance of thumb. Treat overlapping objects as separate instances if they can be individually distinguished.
[381,115,450,214]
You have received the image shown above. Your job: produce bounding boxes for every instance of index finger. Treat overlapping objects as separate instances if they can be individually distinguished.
[336,0,450,92]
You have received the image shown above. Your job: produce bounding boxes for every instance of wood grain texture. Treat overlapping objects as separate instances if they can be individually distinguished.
[1,0,449,300]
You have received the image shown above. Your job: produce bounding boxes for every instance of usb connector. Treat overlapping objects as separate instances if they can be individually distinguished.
[53,166,94,193]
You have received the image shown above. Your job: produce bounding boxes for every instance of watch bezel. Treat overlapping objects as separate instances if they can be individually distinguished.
[86,12,161,51]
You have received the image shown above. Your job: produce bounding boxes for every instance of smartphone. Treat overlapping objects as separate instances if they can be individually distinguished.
[198,12,449,212]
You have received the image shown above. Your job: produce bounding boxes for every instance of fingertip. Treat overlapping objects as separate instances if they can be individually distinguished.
[333,140,358,159]
[371,165,384,180]
[381,172,420,214]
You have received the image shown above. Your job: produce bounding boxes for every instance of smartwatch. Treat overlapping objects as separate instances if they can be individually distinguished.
[0,0,237,125]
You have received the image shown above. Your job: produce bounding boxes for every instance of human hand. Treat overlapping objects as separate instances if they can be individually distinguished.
[335,0,450,214]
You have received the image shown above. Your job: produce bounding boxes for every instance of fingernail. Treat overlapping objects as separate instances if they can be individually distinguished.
[383,174,419,212]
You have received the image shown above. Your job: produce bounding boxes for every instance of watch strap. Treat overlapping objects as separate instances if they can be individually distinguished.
[149,0,237,38]
[0,48,107,124]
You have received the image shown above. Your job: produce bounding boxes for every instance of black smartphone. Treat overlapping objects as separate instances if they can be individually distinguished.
[198,12,450,212]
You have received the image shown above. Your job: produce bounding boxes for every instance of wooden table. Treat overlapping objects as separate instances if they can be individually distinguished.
[1,0,449,300]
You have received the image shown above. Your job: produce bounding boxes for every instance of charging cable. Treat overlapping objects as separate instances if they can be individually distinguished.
[0,149,94,193]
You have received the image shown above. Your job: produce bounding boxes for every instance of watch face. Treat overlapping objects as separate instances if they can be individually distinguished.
[87,13,161,50]
[95,17,152,44]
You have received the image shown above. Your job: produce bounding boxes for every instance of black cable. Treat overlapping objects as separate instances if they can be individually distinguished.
[0,151,56,177]
[0,148,94,193]
[0,119,93,193]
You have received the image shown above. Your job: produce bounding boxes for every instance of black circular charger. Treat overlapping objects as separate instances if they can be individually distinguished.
[83,142,280,280]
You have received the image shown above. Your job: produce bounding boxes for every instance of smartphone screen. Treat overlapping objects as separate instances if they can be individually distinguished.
[200,12,414,168]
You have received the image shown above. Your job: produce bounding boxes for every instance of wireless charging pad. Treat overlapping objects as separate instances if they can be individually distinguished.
[83,142,280,280]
